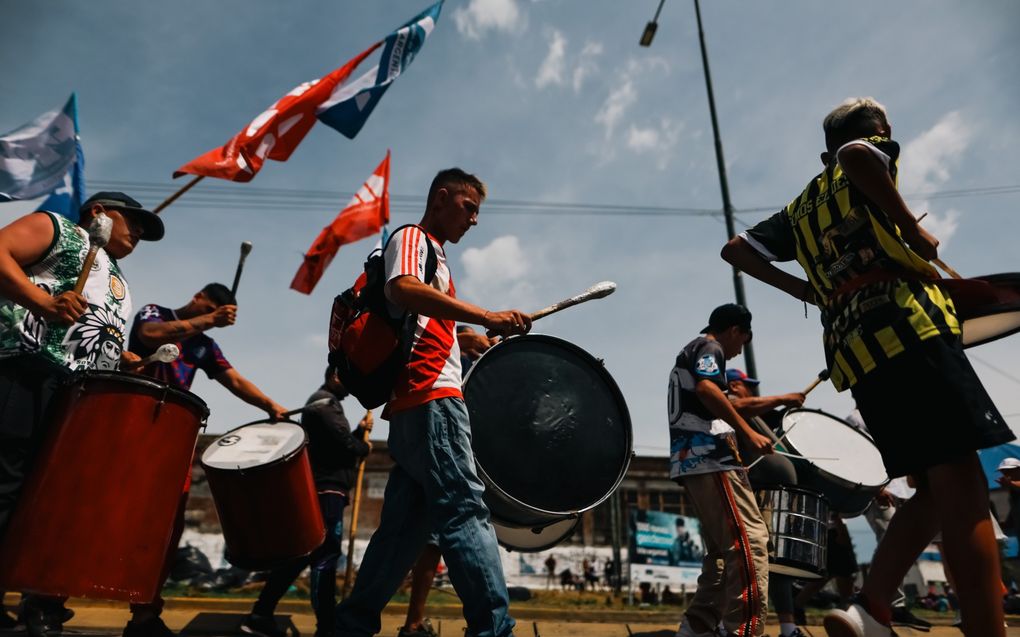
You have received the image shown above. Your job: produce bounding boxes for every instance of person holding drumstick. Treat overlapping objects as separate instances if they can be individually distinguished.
[334,168,530,637]
[240,366,372,637]
[668,303,773,637]
[725,369,806,637]
[722,97,1014,637]
[0,192,163,637]
[128,283,286,422]
[123,284,286,637]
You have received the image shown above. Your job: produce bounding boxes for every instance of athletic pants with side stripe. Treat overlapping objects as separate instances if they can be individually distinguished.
[680,469,769,637]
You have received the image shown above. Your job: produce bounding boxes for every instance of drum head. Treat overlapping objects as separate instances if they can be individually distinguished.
[464,334,632,515]
[781,409,888,488]
[493,517,578,552]
[202,422,306,470]
[937,274,1020,348]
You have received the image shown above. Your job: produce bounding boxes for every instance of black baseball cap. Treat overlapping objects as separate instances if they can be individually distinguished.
[701,303,752,334]
[80,191,165,241]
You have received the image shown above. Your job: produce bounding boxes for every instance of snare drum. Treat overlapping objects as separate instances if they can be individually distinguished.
[760,486,829,580]
[936,273,1020,347]
[0,372,207,602]
[780,409,888,516]
[493,517,579,553]
[202,422,324,570]
[464,334,632,548]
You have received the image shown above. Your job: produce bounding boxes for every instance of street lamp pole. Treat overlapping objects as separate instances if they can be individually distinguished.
[641,0,758,378]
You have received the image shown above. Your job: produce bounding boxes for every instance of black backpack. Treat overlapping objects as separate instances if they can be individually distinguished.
[327,225,438,409]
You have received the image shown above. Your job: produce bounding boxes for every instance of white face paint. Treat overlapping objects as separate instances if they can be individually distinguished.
[96,338,122,370]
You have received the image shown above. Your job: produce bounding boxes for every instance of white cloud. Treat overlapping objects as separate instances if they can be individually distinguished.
[625,118,682,170]
[594,80,637,142]
[571,41,603,92]
[535,30,567,88]
[899,110,972,246]
[460,235,534,309]
[899,111,971,192]
[453,0,525,40]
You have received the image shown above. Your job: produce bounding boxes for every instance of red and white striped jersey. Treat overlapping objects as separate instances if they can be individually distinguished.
[383,225,463,414]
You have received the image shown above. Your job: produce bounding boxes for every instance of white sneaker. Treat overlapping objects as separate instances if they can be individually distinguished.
[822,603,896,637]
[676,619,718,637]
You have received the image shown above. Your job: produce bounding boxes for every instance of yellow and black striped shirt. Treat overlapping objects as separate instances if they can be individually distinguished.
[742,136,961,391]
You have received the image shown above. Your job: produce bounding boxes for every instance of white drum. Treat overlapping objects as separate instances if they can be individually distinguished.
[493,517,579,552]
[780,409,889,516]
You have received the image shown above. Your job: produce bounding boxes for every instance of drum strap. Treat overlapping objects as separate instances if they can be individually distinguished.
[826,268,933,308]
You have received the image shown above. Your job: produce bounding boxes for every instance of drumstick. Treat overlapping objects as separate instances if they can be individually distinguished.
[747,371,829,469]
[933,257,963,280]
[775,450,837,461]
[138,344,180,366]
[343,410,373,599]
[230,241,253,298]
[802,369,830,396]
[235,397,332,427]
[915,212,963,280]
[530,281,616,322]
[72,213,113,294]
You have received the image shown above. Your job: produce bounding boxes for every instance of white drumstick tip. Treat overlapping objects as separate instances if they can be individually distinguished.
[154,343,180,363]
[588,281,617,299]
[88,213,113,248]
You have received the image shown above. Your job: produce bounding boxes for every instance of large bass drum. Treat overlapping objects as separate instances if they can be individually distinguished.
[464,334,632,542]
[936,273,1020,348]
[0,372,207,602]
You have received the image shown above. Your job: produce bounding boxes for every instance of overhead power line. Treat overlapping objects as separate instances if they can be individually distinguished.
[90,179,1020,218]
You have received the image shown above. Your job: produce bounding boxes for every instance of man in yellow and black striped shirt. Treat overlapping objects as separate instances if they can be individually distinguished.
[722,97,1012,637]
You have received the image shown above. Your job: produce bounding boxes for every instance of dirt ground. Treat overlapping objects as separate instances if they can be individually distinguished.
[2,596,1019,637]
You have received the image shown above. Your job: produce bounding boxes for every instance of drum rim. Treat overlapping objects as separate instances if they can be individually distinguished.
[962,312,1020,348]
[492,516,580,553]
[200,420,308,470]
[464,333,633,518]
[759,484,832,502]
[780,407,890,490]
[66,370,210,417]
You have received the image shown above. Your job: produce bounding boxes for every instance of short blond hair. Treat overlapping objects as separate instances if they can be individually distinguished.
[823,97,889,153]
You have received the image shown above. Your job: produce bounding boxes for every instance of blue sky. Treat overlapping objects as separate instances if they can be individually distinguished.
[4,0,1020,543]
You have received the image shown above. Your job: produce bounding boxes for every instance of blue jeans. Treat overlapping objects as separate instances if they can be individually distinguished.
[335,397,514,637]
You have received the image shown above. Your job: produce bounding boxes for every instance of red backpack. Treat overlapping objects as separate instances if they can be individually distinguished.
[327,225,438,409]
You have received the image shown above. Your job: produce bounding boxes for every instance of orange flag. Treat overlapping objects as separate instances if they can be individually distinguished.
[290,151,391,294]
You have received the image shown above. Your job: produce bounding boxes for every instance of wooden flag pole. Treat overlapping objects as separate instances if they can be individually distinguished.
[342,410,373,599]
[153,174,205,214]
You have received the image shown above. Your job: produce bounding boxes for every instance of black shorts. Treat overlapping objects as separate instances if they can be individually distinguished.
[850,335,1015,478]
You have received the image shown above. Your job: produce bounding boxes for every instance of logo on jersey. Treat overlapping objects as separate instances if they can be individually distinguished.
[62,302,126,371]
[110,275,126,301]
[695,354,719,376]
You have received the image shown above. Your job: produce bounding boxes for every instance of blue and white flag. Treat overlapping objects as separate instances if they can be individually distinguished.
[39,134,86,222]
[0,95,84,218]
[316,1,443,139]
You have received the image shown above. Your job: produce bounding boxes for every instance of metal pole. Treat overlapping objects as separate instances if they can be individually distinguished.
[692,0,758,379]
[610,490,623,595]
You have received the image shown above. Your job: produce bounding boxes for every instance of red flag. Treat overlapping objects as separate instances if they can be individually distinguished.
[174,43,382,182]
[290,152,391,294]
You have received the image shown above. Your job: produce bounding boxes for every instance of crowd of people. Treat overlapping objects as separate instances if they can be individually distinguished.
[1,97,1018,637]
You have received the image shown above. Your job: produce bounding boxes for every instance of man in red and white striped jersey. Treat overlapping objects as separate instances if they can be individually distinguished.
[335,168,530,637]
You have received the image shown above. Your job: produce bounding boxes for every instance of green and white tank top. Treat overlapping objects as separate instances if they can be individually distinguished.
[0,212,133,371]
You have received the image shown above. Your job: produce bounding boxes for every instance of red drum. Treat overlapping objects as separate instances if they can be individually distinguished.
[0,372,207,602]
[937,273,1020,347]
[201,422,324,570]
